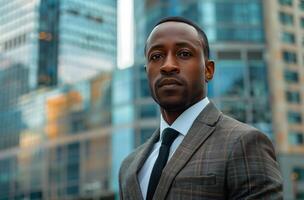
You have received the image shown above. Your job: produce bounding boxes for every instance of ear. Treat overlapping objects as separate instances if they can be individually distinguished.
[144,64,147,72]
[205,60,215,82]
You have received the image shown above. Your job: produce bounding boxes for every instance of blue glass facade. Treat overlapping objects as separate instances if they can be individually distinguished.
[58,0,116,84]
[0,73,113,199]
[0,0,116,199]
[111,65,159,196]
[0,0,116,87]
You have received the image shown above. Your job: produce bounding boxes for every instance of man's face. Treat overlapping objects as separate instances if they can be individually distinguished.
[145,21,214,112]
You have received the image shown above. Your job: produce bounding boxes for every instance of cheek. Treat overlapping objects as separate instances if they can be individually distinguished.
[147,70,158,90]
[186,66,204,83]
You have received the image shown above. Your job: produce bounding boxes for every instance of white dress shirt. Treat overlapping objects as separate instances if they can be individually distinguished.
[138,97,210,199]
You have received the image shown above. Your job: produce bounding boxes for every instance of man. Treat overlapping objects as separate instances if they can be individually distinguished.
[119,16,283,200]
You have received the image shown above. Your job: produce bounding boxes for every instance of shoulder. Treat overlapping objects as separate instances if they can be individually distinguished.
[214,114,275,152]
[218,114,276,157]
[219,114,269,137]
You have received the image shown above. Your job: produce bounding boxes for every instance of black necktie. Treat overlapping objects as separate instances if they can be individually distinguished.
[146,128,179,200]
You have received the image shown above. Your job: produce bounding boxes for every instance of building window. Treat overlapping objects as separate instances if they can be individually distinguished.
[284,70,299,83]
[278,0,293,6]
[297,193,304,199]
[286,91,301,103]
[282,51,297,63]
[293,167,304,181]
[287,111,302,124]
[138,128,155,146]
[139,104,157,118]
[247,51,263,60]
[288,132,304,145]
[217,51,241,60]
[300,1,304,10]
[3,34,27,51]
[281,32,295,44]
[279,12,294,26]
[301,17,304,28]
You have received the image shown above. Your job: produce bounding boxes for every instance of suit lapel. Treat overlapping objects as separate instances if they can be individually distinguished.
[125,128,160,200]
[153,102,222,200]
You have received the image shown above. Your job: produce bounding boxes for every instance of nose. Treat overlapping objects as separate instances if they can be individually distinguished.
[160,53,180,75]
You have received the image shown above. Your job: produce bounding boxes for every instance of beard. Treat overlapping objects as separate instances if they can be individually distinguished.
[149,84,205,114]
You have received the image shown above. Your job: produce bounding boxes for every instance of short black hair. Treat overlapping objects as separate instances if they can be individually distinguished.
[145,16,210,59]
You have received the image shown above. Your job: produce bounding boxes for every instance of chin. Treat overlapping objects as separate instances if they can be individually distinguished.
[158,100,188,112]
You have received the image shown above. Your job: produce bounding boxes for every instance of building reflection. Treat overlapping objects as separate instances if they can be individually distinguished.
[0,72,113,199]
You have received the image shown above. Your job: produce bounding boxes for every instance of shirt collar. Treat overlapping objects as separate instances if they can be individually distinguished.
[160,97,210,141]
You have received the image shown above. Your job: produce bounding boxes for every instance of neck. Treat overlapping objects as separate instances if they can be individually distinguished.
[161,109,183,125]
[160,96,207,125]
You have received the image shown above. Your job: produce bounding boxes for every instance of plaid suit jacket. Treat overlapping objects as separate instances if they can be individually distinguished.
[119,102,283,200]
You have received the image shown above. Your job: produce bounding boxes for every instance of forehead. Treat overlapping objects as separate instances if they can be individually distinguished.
[146,21,202,51]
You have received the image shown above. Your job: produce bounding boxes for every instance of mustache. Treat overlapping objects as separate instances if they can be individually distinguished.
[156,76,185,88]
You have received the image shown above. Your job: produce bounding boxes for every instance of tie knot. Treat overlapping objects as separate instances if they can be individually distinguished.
[161,128,179,146]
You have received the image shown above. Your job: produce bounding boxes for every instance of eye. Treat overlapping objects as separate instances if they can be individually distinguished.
[149,53,163,62]
[177,50,192,59]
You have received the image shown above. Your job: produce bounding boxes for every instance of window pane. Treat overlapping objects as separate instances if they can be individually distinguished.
[220,101,246,122]
[287,111,302,124]
[139,104,157,118]
[300,17,304,28]
[284,70,299,83]
[249,63,268,97]
[300,1,304,10]
[286,91,301,103]
[278,0,293,6]
[247,51,263,60]
[279,12,294,26]
[288,132,304,145]
[252,100,271,123]
[213,61,245,97]
[281,32,295,44]
[282,51,297,64]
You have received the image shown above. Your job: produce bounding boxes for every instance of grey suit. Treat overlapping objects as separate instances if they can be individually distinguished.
[119,102,283,200]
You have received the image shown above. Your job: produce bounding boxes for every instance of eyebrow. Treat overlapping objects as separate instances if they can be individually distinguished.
[146,41,201,56]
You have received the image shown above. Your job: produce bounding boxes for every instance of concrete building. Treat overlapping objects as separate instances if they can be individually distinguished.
[264,0,304,199]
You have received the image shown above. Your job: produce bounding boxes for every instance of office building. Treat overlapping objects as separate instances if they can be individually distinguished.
[0,0,116,87]
[0,0,117,199]
[0,60,30,150]
[264,0,304,199]
[111,65,159,194]
[0,73,114,199]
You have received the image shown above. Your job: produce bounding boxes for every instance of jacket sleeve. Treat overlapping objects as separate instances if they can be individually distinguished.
[227,130,283,200]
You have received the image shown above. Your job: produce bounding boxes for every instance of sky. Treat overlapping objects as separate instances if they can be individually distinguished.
[117,0,134,69]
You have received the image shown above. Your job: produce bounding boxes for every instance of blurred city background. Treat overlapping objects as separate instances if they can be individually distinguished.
[0,0,304,199]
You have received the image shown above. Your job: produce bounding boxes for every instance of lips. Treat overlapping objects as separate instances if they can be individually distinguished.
[157,78,182,88]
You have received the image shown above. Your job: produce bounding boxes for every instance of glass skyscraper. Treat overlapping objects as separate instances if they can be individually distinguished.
[111,65,159,195]
[0,73,114,199]
[0,0,116,199]
[0,0,116,87]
